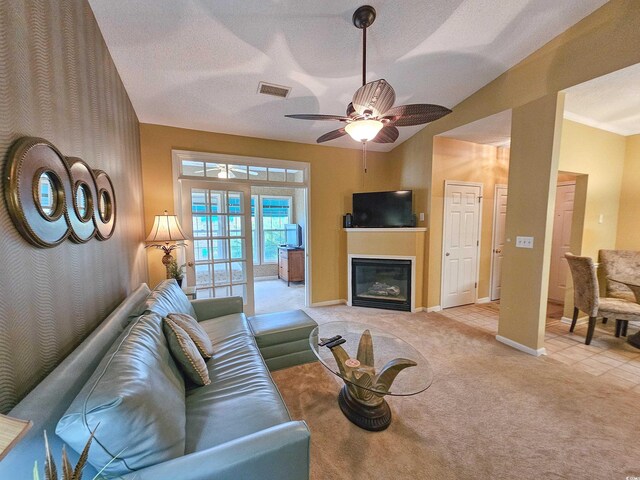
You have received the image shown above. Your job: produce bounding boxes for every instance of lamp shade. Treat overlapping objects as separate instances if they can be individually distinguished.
[345,119,384,142]
[0,414,32,461]
[146,210,187,243]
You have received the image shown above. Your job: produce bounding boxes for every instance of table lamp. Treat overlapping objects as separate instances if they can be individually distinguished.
[0,413,32,461]
[145,210,188,278]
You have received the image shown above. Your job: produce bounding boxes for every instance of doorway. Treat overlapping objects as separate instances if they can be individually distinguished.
[490,185,508,301]
[548,181,576,303]
[173,150,310,315]
[441,181,483,309]
[251,185,307,314]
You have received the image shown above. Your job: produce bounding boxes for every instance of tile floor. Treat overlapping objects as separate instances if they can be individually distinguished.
[439,301,640,393]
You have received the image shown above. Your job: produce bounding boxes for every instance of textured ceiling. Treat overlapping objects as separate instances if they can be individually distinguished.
[88,0,608,152]
[563,62,640,136]
[439,110,512,146]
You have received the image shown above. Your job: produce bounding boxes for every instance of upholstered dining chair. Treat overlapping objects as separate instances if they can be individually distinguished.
[565,253,640,345]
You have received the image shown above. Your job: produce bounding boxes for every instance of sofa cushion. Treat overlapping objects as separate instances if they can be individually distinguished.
[56,313,186,476]
[198,312,253,343]
[143,279,197,318]
[167,313,213,359]
[184,332,291,453]
[163,317,211,386]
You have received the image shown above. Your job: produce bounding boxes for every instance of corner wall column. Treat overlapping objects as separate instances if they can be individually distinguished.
[497,93,565,355]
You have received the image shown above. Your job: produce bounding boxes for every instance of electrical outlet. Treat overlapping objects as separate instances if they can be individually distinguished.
[419,212,425,222]
[515,236,534,248]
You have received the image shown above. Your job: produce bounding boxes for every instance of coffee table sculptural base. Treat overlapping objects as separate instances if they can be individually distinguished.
[321,329,417,431]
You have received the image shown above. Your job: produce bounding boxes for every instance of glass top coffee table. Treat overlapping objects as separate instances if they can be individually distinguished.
[309,321,433,431]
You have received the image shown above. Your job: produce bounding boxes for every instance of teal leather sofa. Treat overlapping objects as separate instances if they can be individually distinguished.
[1,280,310,479]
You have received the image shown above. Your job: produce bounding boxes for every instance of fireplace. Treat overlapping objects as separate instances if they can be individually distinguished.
[351,257,412,311]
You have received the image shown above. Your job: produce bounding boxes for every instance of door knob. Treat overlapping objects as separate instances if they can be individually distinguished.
[445,252,450,256]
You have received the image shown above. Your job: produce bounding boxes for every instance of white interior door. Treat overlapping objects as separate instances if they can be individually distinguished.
[181,180,255,315]
[548,182,575,303]
[442,182,482,309]
[490,185,508,301]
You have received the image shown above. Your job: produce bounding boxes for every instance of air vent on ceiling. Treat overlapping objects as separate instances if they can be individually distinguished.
[257,82,291,98]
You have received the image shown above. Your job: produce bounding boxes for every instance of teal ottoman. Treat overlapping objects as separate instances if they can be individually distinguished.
[248,310,318,371]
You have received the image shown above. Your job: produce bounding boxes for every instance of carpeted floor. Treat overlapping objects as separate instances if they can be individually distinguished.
[271,305,640,480]
[254,279,305,314]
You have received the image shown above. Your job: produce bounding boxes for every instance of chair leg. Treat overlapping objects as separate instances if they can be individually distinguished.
[602,317,608,324]
[616,320,623,337]
[585,316,597,345]
[570,307,579,333]
[622,320,629,337]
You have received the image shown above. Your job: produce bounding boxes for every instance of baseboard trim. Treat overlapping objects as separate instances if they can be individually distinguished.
[254,275,279,281]
[560,315,587,325]
[426,305,442,313]
[476,297,490,304]
[496,335,546,357]
[413,307,424,313]
[310,299,346,307]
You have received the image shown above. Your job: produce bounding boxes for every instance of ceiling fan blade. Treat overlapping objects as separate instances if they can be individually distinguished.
[383,104,452,126]
[372,126,399,143]
[285,114,350,122]
[352,79,396,117]
[317,128,347,143]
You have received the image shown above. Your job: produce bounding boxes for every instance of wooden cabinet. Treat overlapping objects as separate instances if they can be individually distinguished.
[278,247,304,286]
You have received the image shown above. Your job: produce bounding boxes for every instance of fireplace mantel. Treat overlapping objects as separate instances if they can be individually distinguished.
[346,228,425,312]
[344,227,427,232]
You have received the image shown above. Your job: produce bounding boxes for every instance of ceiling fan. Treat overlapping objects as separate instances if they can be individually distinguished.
[285,5,452,145]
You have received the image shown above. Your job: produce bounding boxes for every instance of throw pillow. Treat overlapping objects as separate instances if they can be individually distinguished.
[166,313,214,359]
[163,317,211,386]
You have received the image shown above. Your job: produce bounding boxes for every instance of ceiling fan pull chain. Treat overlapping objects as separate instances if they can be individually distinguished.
[362,141,367,174]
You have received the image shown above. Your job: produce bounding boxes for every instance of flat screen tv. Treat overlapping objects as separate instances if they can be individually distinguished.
[352,190,413,228]
[284,224,302,247]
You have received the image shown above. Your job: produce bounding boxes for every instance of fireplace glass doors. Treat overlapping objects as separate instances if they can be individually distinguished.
[351,258,411,311]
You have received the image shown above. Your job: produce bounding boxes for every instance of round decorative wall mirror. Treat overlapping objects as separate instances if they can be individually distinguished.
[99,190,112,223]
[74,183,92,221]
[35,170,63,220]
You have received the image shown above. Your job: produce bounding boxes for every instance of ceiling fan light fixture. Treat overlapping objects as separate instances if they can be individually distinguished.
[345,119,383,142]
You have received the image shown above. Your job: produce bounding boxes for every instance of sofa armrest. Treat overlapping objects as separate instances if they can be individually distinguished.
[190,296,243,320]
[119,421,310,480]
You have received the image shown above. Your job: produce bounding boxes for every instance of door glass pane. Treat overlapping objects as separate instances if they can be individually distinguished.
[194,239,210,261]
[195,264,212,286]
[214,263,230,285]
[192,216,208,238]
[212,239,228,261]
[215,286,230,297]
[232,284,246,302]
[228,192,243,213]
[210,192,224,213]
[231,261,246,283]
[211,215,225,236]
[192,189,207,212]
[230,238,244,259]
[229,216,243,236]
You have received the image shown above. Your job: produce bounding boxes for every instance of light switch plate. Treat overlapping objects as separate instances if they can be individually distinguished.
[516,236,534,248]
[419,212,425,221]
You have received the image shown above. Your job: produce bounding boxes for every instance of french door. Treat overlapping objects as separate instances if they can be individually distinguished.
[180,180,255,315]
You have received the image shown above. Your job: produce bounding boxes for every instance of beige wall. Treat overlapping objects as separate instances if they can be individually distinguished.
[617,134,640,249]
[391,0,640,350]
[558,120,627,258]
[0,0,147,413]
[140,124,398,304]
[429,137,509,305]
